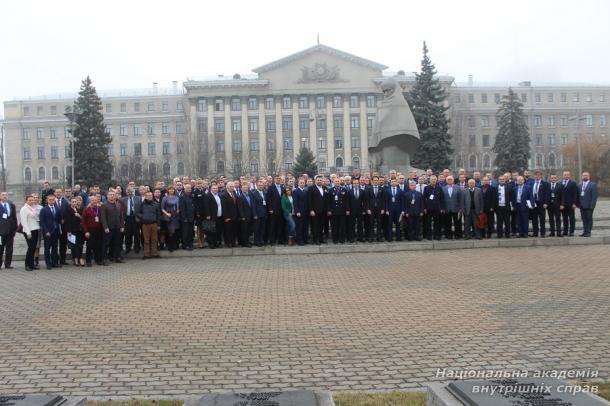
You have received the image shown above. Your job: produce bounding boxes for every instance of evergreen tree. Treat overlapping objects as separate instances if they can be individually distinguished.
[292,146,318,177]
[409,42,452,172]
[492,88,530,173]
[70,76,113,187]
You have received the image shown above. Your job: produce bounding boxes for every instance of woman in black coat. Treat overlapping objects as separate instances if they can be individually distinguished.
[64,197,85,266]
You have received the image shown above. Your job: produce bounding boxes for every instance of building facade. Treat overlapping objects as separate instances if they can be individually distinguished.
[2,44,609,193]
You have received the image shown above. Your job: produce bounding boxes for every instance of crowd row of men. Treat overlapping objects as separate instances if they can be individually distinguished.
[0,167,600,270]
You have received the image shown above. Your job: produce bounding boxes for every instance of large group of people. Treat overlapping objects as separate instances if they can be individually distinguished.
[0,167,599,272]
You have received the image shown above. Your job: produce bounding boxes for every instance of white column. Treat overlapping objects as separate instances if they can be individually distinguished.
[309,98,317,157]
[292,98,300,160]
[224,98,232,175]
[326,97,334,169]
[342,96,351,167]
[258,101,266,175]
[241,99,248,175]
[207,102,215,174]
[359,98,368,170]
[275,100,283,172]
[189,100,197,175]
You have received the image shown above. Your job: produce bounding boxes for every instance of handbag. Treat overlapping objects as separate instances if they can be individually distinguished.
[201,219,216,233]
[478,212,488,229]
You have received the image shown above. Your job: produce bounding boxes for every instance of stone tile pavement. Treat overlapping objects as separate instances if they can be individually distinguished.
[0,245,609,396]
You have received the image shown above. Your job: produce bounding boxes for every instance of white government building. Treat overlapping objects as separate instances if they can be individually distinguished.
[2,44,609,193]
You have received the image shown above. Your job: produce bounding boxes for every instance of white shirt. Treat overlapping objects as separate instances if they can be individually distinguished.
[498,185,506,206]
[20,204,40,234]
[317,185,324,195]
[213,193,222,217]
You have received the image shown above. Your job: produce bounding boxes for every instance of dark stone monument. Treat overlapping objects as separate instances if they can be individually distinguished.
[442,378,608,406]
[196,390,332,406]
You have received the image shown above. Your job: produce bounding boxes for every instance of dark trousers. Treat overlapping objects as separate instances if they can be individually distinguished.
[24,230,39,269]
[407,214,422,240]
[253,216,266,245]
[311,213,325,244]
[424,209,441,239]
[238,219,252,246]
[59,230,68,263]
[484,210,495,237]
[181,221,194,248]
[295,215,308,244]
[124,216,141,251]
[495,206,511,238]
[386,211,402,241]
[464,211,480,238]
[580,208,594,235]
[363,214,372,241]
[206,218,224,248]
[443,212,461,239]
[547,207,561,235]
[532,205,546,236]
[268,214,285,244]
[330,214,346,243]
[511,208,518,235]
[0,233,15,267]
[43,231,59,267]
[516,206,529,236]
[86,229,103,264]
[347,214,364,242]
[370,209,384,241]
[562,207,576,235]
[223,219,237,247]
[104,228,122,261]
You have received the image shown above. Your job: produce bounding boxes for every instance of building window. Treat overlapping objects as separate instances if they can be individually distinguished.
[231,98,241,111]
[162,142,170,155]
[494,93,501,104]
[318,137,326,150]
[120,102,127,113]
[536,153,543,167]
[481,115,489,128]
[316,96,325,109]
[534,115,542,127]
[38,167,46,180]
[547,93,554,103]
[351,135,360,148]
[483,155,491,169]
[299,117,309,130]
[250,161,259,174]
[469,134,476,147]
[585,93,592,102]
[548,134,556,145]
[147,122,155,135]
[467,116,476,128]
[333,96,342,108]
[318,160,326,169]
[560,115,568,127]
[65,145,71,158]
[248,98,258,110]
[249,118,258,132]
[37,128,44,140]
[335,156,343,167]
[467,94,475,103]
[350,95,358,108]
[24,167,32,182]
[601,114,607,127]
[120,125,128,136]
[482,134,490,147]
[105,125,112,136]
[335,136,343,149]
[161,101,169,112]
[147,143,156,156]
[561,134,568,145]
[216,140,224,152]
[233,139,242,152]
[176,102,184,112]
[23,107,30,116]
[215,118,225,132]
[481,94,488,103]
[250,138,258,151]
[120,144,127,156]
[573,93,580,102]
[469,155,477,169]
[535,134,543,146]
[265,97,274,110]
[106,103,112,113]
[352,156,360,168]
[282,96,291,109]
[37,146,45,160]
[22,128,31,140]
[214,99,224,112]
[134,102,140,113]
[50,128,57,139]
[284,160,292,171]
[350,116,359,129]
[162,122,169,135]
[282,117,292,130]
[134,124,142,137]
[107,144,114,157]
[367,115,375,129]
[52,166,59,180]
[266,118,276,131]
[147,102,155,112]
[548,115,555,128]
[197,99,207,112]
[334,115,343,129]
[51,146,59,159]
[64,126,71,138]
[585,114,593,127]
[317,118,326,130]
[50,105,57,115]
[162,162,170,177]
[177,142,184,154]
[300,137,308,149]
[23,147,31,160]
[299,96,308,109]
[521,93,527,103]
[267,139,275,151]
[134,143,142,156]
[176,122,185,135]
[177,162,185,175]
[535,93,541,103]
[366,95,376,108]
[232,118,241,133]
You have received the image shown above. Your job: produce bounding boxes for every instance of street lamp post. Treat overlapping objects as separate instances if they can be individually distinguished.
[64,105,80,189]
[568,111,587,177]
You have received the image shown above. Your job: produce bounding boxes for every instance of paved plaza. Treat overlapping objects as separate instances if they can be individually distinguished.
[0,245,609,396]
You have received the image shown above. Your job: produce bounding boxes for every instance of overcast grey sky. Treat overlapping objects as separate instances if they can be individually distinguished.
[1,0,609,115]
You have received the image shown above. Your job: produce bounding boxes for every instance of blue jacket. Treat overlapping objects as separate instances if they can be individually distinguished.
[404,190,424,216]
[531,180,551,207]
[514,184,533,211]
[250,189,268,218]
[292,187,309,216]
[578,181,598,209]
[39,204,62,235]
[384,186,404,214]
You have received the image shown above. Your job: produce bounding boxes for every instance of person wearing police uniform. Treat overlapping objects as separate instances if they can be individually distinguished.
[547,174,563,237]
[404,181,424,241]
[347,178,367,243]
[308,175,328,245]
[327,177,348,243]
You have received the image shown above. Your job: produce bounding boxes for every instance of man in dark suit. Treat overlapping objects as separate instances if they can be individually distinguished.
[203,183,223,248]
[179,184,195,250]
[461,179,484,239]
[266,175,284,245]
[560,170,578,236]
[347,178,367,243]
[55,188,70,265]
[122,187,142,253]
[480,177,497,238]
[366,175,385,242]
[0,192,18,269]
[531,170,550,237]
[384,178,404,241]
[327,178,348,243]
[236,182,253,247]
[547,174,563,237]
[39,194,62,269]
[308,175,328,245]
[250,180,267,247]
[442,176,462,239]
[404,181,424,241]
[292,177,309,245]
[220,182,239,248]
[423,176,444,240]
[494,175,514,238]
[514,176,533,238]
[578,172,597,237]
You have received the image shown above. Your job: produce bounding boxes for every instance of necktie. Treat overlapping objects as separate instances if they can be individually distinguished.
[129,198,133,215]
[3,203,7,214]
[51,206,55,215]
[58,199,61,208]
[355,189,359,199]
[374,187,378,196]
[392,188,396,196]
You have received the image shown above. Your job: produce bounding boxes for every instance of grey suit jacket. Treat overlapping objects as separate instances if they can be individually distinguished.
[122,195,143,221]
[442,186,462,213]
[461,187,483,215]
[578,182,597,209]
